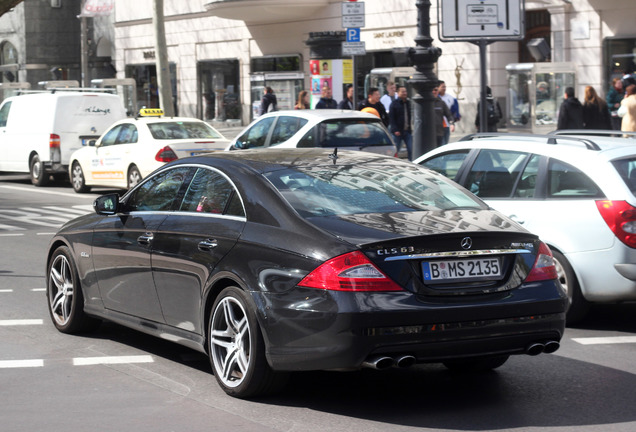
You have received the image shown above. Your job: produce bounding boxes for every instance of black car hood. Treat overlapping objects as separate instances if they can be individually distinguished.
[307,209,525,246]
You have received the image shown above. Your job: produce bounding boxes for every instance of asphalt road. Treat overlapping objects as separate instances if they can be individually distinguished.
[2,175,636,432]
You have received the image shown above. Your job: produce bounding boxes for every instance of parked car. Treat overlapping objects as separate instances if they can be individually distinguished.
[47,148,566,398]
[415,132,636,323]
[226,109,396,155]
[0,90,127,186]
[68,109,230,192]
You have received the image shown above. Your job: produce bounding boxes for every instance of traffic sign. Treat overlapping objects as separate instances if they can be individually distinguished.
[342,41,366,56]
[346,28,360,42]
[342,1,365,28]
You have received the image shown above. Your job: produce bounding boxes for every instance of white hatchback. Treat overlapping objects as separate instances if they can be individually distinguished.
[414,131,636,323]
[226,109,396,155]
[69,110,230,192]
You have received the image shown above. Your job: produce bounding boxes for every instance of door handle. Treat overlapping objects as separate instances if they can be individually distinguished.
[137,232,154,245]
[198,239,218,251]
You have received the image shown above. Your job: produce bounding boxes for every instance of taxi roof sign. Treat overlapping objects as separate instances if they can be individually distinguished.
[139,108,164,117]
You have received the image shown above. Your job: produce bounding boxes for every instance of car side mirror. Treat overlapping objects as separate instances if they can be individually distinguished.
[233,140,248,150]
[88,139,97,147]
[93,193,120,215]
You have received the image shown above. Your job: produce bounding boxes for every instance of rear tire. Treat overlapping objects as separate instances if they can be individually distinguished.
[46,246,100,334]
[443,355,509,372]
[71,162,91,193]
[30,155,49,186]
[552,250,589,324]
[209,286,287,398]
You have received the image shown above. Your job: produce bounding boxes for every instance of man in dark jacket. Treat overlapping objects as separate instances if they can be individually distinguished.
[315,84,338,109]
[557,87,584,130]
[259,86,277,116]
[358,87,389,127]
[338,84,354,110]
[389,85,413,160]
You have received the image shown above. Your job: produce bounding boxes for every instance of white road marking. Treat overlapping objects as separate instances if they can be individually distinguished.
[31,288,46,292]
[0,289,13,293]
[36,232,57,236]
[0,184,88,199]
[73,355,154,366]
[572,336,636,345]
[0,359,44,368]
[0,222,25,231]
[0,319,44,326]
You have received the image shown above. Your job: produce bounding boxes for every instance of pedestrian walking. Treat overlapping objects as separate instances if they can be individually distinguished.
[338,84,354,110]
[295,90,310,110]
[474,86,502,132]
[438,80,461,143]
[315,84,338,109]
[557,87,584,130]
[358,87,389,127]
[582,85,612,130]
[619,84,636,132]
[389,85,413,160]
[433,85,455,147]
[607,77,624,130]
[380,81,397,114]
[259,86,277,116]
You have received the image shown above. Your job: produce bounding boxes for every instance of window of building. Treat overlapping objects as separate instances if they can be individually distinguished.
[198,59,240,121]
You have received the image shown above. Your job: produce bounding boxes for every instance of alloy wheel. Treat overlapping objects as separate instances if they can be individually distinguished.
[48,254,74,326]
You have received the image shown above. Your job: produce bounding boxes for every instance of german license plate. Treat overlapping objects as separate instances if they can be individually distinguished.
[422,258,501,281]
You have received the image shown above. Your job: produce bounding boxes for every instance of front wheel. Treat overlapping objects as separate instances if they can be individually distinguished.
[46,246,100,334]
[127,165,142,189]
[71,162,91,193]
[552,250,589,324]
[30,155,49,186]
[209,286,287,398]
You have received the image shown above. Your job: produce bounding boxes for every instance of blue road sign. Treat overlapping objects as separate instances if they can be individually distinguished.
[346,28,360,42]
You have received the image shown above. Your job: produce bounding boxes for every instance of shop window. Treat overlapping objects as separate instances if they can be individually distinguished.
[198,60,240,121]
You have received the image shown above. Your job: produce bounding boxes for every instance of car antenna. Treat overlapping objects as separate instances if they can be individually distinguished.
[329,148,338,165]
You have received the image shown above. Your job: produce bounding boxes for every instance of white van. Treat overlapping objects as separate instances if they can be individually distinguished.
[0,91,127,185]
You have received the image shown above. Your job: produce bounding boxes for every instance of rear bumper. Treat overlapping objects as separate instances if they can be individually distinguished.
[257,282,567,371]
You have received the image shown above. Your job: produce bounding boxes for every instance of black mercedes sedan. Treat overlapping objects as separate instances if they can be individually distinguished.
[46,148,567,398]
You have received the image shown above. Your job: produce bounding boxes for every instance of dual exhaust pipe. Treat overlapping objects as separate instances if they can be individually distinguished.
[362,340,560,370]
[362,354,416,370]
[526,340,560,356]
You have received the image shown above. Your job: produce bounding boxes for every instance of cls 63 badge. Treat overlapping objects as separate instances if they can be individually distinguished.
[377,246,415,256]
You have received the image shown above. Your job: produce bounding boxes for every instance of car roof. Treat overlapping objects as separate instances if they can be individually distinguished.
[255,109,380,122]
[416,133,636,164]
[176,148,403,173]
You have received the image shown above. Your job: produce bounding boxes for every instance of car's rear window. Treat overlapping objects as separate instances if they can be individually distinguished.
[314,119,393,148]
[264,163,484,218]
[148,121,224,140]
[612,157,636,194]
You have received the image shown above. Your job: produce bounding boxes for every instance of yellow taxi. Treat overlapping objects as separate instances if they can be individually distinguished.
[68,109,230,192]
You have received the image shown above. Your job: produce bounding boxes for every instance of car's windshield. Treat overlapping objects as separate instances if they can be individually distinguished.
[314,119,393,148]
[265,163,484,217]
[147,121,224,140]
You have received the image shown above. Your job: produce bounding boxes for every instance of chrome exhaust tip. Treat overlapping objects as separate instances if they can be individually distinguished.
[362,356,394,370]
[526,343,545,356]
[543,341,560,354]
[395,355,416,368]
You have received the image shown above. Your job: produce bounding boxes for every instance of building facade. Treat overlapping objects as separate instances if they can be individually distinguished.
[1,0,634,132]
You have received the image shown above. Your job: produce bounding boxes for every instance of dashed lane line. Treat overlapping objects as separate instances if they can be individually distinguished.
[0,319,43,326]
[0,356,154,369]
[0,359,44,368]
[572,336,636,345]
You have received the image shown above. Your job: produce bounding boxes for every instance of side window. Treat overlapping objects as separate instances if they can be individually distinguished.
[126,167,192,212]
[180,168,245,216]
[100,125,123,147]
[514,154,540,198]
[115,124,138,144]
[466,149,528,198]
[420,150,470,181]
[235,117,275,149]
[0,101,11,127]
[270,116,307,146]
[297,127,316,148]
[548,159,603,198]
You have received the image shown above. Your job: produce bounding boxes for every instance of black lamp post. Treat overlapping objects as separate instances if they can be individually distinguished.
[410,0,442,160]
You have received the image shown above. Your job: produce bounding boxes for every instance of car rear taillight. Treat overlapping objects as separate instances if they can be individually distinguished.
[596,200,636,248]
[155,146,178,162]
[524,241,558,282]
[49,134,61,149]
[298,251,403,292]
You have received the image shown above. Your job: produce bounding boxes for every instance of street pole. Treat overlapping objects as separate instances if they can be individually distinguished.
[80,14,89,87]
[477,39,489,133]
[152,0,174,116]
[410,0,441,160]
